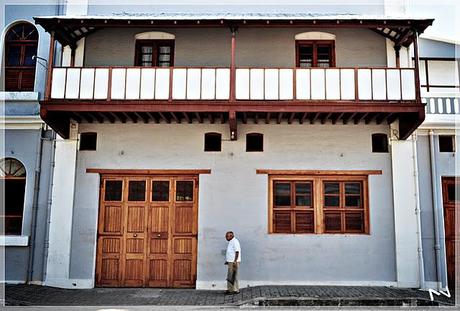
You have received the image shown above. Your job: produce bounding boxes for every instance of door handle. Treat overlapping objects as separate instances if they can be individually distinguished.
[157,234,161,238]
[133,234,138,237]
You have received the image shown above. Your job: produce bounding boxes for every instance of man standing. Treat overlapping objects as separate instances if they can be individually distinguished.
[225,231,241,294]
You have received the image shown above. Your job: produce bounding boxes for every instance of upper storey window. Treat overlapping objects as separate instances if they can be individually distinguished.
[4,22,38,91]
[296,40,335,68]
[135,40,175,67]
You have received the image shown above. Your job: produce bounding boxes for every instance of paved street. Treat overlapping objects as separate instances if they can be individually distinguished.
[3,284,455,307]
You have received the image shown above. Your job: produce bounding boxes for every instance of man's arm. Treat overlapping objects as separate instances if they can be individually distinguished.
[233,251,239,263]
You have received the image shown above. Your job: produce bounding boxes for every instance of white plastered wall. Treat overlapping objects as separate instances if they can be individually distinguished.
[61,0,88,67]
[44,123,80,288]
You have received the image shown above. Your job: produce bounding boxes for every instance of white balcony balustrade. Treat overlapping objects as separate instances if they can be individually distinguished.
[50,67,416,102]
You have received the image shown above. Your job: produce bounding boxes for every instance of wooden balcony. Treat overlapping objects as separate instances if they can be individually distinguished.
[36,15,432,140]
[41,65,424,140]
[49,66,417,102]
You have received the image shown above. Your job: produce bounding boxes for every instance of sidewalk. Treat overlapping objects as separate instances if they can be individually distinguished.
[4,284,455,307]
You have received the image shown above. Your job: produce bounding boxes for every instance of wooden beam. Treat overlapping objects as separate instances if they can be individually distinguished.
[146,112,159,123]
[310,112,320,124]
[387,113,399,124]
[365,113,377,124]
[254,113,259,124]
[321,113,332,124]
[343,112,357,124]
[195,112,203,123]
[230,29,236,102]
[94,112,104,123]
[40,108,70,139]
[229,110,237,141]
[87,168,212,175]
[376,113,392,125]
[242,112,247,124]
[182,112,191,123]
[256,169,383,175]
[41,100,423,113]
[394,28,413,47]
[355,113,368,124]
[115,112,127,123]
[299,112,308,124]
[208,113,215,124]
[135,112,149,123]
[45,31,55,101]
[126,112,137,123]
[265,112,271,124]
[170,112,180,123]
[220,113,225,124]
[332,112,344,124]
[82,112,94,123]
[399,110,424,140]
[158,112,170,123]
[394,45,401,68]
[413,30,422,103]
[277,112,283,124]
[70,112,82,123]
[288,113,295,124]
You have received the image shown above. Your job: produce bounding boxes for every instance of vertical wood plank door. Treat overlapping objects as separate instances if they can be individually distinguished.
[96,175,198,288]
[442,177,458,290]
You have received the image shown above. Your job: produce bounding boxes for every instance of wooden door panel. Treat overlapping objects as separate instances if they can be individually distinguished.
[127,205,146,232]
[100,258,120,285]
[174,205,194,234]
[126,238,145,253]
[149,259,168,287]
[174,238,193,254]
[100,237,122,255]
[124,259,144,286]
[149,206,169,233]
[101,205,123,234]
[173,259,192,281]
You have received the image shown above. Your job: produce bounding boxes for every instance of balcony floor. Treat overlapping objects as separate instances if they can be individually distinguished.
[40,100,425,140]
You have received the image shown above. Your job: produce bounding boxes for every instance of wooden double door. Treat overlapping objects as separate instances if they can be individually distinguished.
[442,177,458,289]
[96,175,198,288]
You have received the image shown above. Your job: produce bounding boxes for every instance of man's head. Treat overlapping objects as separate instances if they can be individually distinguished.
[225,231,234,241]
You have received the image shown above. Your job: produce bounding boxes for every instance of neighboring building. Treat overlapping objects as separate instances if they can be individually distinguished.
[417,36,459,290]
[1,4,59,284]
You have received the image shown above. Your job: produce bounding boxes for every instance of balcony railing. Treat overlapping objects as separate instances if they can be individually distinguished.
[423,95,460,114]
[50,66,417,102]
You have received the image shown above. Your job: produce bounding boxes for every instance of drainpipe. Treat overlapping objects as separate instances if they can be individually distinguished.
[412,133,426,289]
[41,129,56,283]
[428,129,443,290]
[26,125,45,283]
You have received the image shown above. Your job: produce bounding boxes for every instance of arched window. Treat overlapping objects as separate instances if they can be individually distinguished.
[134,32,175,67]
[4,22,38,91]
[0,158,26,235]
[295,32,335,68]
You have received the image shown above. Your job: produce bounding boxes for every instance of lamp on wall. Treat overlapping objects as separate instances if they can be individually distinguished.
[32,55,48,69]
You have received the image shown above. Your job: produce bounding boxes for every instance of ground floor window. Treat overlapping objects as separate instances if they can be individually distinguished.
[0,158,26,235]
[269,174,369,234]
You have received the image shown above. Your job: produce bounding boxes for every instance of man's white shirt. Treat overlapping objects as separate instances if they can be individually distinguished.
[226,237,241,262]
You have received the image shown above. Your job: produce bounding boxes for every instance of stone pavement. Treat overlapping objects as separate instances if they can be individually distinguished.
[3,284,456,307]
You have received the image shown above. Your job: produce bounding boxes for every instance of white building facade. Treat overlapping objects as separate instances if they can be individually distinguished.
[2,1,457,291]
